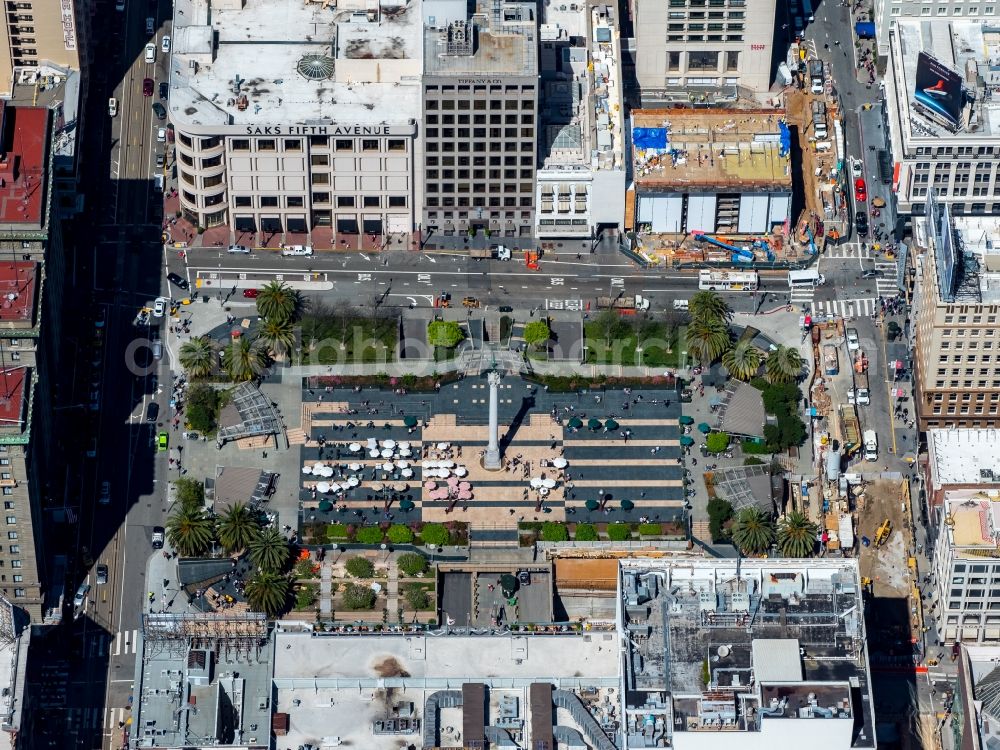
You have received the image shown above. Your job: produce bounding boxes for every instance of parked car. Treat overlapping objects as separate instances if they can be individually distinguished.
[73,583,90,608]
[228,244,251,254]
[159,81,169,100]
[243,288,259,298]
[167,272,188,290]
[161,35,171,52]
[151,102,166,120]
[855,211,869,237]
[854,177,867,202]
[846,328,860,351]
[108,97,118,116]
[157,127,166,143]
[850,157,863,178]
[151,526,165,549]
[144,43,156,63]
[142,77,154,96]
[146,402,159,422]
[847,388,871,406]
[96,565,108,585]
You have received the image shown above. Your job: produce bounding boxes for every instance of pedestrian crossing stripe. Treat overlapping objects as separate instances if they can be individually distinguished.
[114,629,139,656]
[105,707,128,732]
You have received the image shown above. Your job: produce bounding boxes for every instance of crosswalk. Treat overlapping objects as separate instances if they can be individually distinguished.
[823,243,876,259]
[114,629,139,656]
[105,707,128,732]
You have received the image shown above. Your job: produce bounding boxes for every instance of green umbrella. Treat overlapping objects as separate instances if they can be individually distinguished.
[680,435,695,446]
[620,499,635,511]
[588,418,602,430]
[568,417,583,430]
[318,499,334,512]
[697,422,712,434]
[585,499,599,511]
[605,418,619,431]
[399,499,415,511]
[679,415,695,425]
[403,415,418,428]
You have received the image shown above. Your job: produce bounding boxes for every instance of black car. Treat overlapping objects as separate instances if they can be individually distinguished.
[855,211,869,237]
[499,305,513,313]
[151,102,167,120]
[146,402,159,422]
[159,81,169,100]
[167,272,189,290]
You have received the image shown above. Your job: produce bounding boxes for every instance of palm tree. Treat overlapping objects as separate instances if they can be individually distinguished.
[178,337,216,378]
[221,336,268,382]
[256,281,303,324]
[166,505,215,557]
[722,340,763,381]
[777,511,818,557]
[258,318,296,357]
[730,507,775,555]
[684,317,731,366]
[765,345,804,384]
[248,527,290,572]
[244,569,289,616]
[688,291,733,324]
[217,503,260,554]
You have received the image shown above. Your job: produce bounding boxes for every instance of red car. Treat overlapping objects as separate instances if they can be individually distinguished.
[854,178,867,202]
[143,77,154,97]
[243,288,259,298]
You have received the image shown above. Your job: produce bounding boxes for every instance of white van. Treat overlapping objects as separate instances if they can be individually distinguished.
[144,43,156,63]
[281,244,313,256]
[153,173,164,191]
[672,299,690,311]
[108,97,118,117]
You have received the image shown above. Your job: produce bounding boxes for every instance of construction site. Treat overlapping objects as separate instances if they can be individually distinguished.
[626,43,846,267]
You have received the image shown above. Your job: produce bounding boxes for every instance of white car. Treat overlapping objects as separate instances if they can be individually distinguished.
[846,328,860,351]
[847,388,871,406]
[227,244,251,254]
[161,35,171,53]
[99,480,111,505]
[108,97,118,117]
[73,583,90,608]
[144,43,156,64]
[851,157,863,178]
[152,297,167,318]
[157,127,166,143]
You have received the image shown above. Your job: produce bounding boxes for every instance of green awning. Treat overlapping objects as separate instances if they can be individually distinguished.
[585,499,599,511]
[679,415,695,425]
[698,422,712,433]
[605,419,619,431]
[588,418,602,430]
[403,415,418,428]
[399,499,415,511]
[568,417,583,429]
[680,435,695,446]
[318,500,334,512]
[620,499,635,511]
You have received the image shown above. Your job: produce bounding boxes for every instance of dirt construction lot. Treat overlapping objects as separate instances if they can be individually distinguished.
[857,478,911,597]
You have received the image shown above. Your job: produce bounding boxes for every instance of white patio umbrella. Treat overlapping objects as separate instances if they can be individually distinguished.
[396,461,410,469]
[378,449,391,460]
[348,463,362,471]
[398,441,411,451]
[399,448,412,457]
[530,477,544,489]
[381,462,395,472]
[454,466,468,477]
[315,481,331,494]
[320,466,335,478]
[383,439,397,450]
[437,442,450,450]
[347,476,360,487]
[367,437,378,449]
[436,468,450,479]
[348,443,362,453]
[439,460,455,468]
[312,462,325,472]
[368,449,380,458]
[302,466,313,475]
[552,457,568,469]
[541,478,557,489]
[339,481,352,491]
[401,468,414,478]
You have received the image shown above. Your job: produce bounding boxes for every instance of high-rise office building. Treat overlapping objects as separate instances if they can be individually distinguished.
[420,0,538,239]
[0,0,90,97]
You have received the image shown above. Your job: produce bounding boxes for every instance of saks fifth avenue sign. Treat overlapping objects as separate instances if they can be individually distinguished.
[239,124,413,136]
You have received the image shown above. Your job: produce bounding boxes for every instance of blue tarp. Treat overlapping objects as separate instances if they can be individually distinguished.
[633,128,668,151]
[778,121,791,158]
[855,21,876,39]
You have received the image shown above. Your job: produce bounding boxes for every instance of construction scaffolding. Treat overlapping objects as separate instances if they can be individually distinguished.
[140,612,269,663]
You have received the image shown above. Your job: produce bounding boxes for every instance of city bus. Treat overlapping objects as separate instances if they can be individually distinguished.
[698,269,759,292]
[788,269,826,289]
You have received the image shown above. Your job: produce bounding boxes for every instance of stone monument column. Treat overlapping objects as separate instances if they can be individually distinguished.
[484,371,502,470]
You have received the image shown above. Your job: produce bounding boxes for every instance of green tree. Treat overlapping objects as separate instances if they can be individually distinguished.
[777,511,818,557]
[217,502,260,554]
[606,523,632,541]
[707,498,734,543]
[684,316,731,366]
[244,569,289,616]
[574,523,599,541]
[730,507,775,555]
[539,522,568,542]
[765,345,804,384]
[419,523,450,546]
[178,336,216,378]
[688,291,733,324]
[427,320,465,348]
[258,317,296,357]
[256,281,303,324]
[593,309,626,347]
[705,432,730,453]
[397,552,428,576]
[166,505,215,557]
[355,527,385,545]
[522,320,551,349]
[248,527,290,572]
[221,336,268,382]
[342,582,377,610]
[186,384,221,434]
[721,340,763,381]
[386,524,414,544]
[346,556,375,578]
[403,583,430,609]
[762,382,802,414]
[173,478,205,510]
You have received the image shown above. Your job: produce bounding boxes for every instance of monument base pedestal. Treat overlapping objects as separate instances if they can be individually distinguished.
[482,449,503,471]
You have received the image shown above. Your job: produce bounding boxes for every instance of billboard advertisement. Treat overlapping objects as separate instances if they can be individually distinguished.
[914,52,964,129]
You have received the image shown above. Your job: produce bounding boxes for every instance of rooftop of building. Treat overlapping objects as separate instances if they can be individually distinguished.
[619,558,875,749]
[423,0,537,76]
[132,613,274,749]
[0,263,37,329]
[927,428,1000,489]
[631,108,792,189]
[168,0,422,130]
[959,644,1000,750]
[893,20,1000,141]
[537,4,624,174]
[0,369,29,438]
[916,196,1000,304]
[0,104,49,229]
[939,489,1000,553]
[8,66,80,169]
[0,599,28,737]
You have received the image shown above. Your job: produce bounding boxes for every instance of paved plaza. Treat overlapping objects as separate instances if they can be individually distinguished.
[291,374,685,532]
